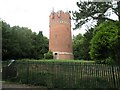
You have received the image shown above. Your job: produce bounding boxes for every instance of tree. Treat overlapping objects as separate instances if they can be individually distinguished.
[31,31,49,59]
[72,28,94,60]
[72,34,84,59]
[72,1,120,29]
[2,21,12,60]
[82,28,94,60]
[11,26,33,59]
[90,21,120,64]
[2,20,49,60]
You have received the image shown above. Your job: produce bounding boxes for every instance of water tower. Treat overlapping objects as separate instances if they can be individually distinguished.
[49,10,73,60]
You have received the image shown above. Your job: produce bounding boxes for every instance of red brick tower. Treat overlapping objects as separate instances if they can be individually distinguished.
[49,10,73,60]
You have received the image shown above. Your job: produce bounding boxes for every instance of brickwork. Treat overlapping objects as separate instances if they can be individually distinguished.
[49,10,73,60]
[59,54,73,60]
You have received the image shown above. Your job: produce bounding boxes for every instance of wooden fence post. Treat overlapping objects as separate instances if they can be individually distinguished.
[112,65,116,88]
[26,60,29,84]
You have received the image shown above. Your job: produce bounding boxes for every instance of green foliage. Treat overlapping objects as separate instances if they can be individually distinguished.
[72,1,120,29]
[18,59,95,63]
[90,21,120,65]
[73,28,94,60]
[2,20,49,60]
[31,31,49,59]
[3,61,119,88]
[72,1,120,63]
[44,51,53,59]
[73,34,84,59]
[82,28,94,60]
[105,57,115,65]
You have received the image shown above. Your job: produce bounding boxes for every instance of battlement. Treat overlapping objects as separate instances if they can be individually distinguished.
[49,10,71,26]
[49,10,71,19]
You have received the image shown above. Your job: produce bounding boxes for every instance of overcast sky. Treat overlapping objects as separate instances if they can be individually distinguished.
[0,0,118,38]
[0,0,86,38]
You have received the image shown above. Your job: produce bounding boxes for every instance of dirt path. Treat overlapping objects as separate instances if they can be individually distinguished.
[2,81,48,90]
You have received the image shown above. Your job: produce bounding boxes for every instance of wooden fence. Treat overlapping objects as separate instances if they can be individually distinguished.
[3,61,120,89]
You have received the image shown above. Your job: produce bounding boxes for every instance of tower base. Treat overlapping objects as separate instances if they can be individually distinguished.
[53,52,73,60]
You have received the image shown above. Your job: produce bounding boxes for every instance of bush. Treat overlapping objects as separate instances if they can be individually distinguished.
[90,21,120,65]
[105,57,115,65]
[44,51,53,59]
[95,57,115,65]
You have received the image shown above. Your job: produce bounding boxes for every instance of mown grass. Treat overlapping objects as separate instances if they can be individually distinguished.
[17,59,95,63]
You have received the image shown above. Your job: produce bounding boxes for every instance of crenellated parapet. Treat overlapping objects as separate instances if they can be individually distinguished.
[49,10,71,26]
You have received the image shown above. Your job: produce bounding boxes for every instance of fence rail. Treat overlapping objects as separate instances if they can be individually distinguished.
[2,61,120,88]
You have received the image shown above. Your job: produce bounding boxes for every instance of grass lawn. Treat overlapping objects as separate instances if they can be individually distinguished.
[17,59,95,63]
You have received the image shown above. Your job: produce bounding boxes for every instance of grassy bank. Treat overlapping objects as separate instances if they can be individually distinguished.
[17,59,95,63]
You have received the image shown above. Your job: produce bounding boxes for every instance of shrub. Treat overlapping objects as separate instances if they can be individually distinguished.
[90,21,120,65]
[105,57,115,65]
[95,57,115,65]
[44,51,53,59]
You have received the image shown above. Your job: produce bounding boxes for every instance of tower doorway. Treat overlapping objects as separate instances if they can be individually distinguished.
[54,53,58,59]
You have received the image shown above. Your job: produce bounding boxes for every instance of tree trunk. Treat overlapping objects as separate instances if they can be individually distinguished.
[117,1,120,21]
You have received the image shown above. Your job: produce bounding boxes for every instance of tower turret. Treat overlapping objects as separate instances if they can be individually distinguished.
[49,10,73,60]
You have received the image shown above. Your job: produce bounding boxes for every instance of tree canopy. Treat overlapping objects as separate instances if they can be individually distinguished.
[90,21,120,64]
[72,1,120,29]
[2,21,49,60]
[72,34,84,59]
[72,1,120,65]
[72,28,94,60]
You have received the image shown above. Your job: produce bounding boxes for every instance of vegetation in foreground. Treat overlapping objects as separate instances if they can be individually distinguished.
[2,60,120,89]
[17,59,95,63]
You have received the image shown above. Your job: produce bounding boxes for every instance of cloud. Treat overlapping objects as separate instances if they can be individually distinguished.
[0,0,84,38]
